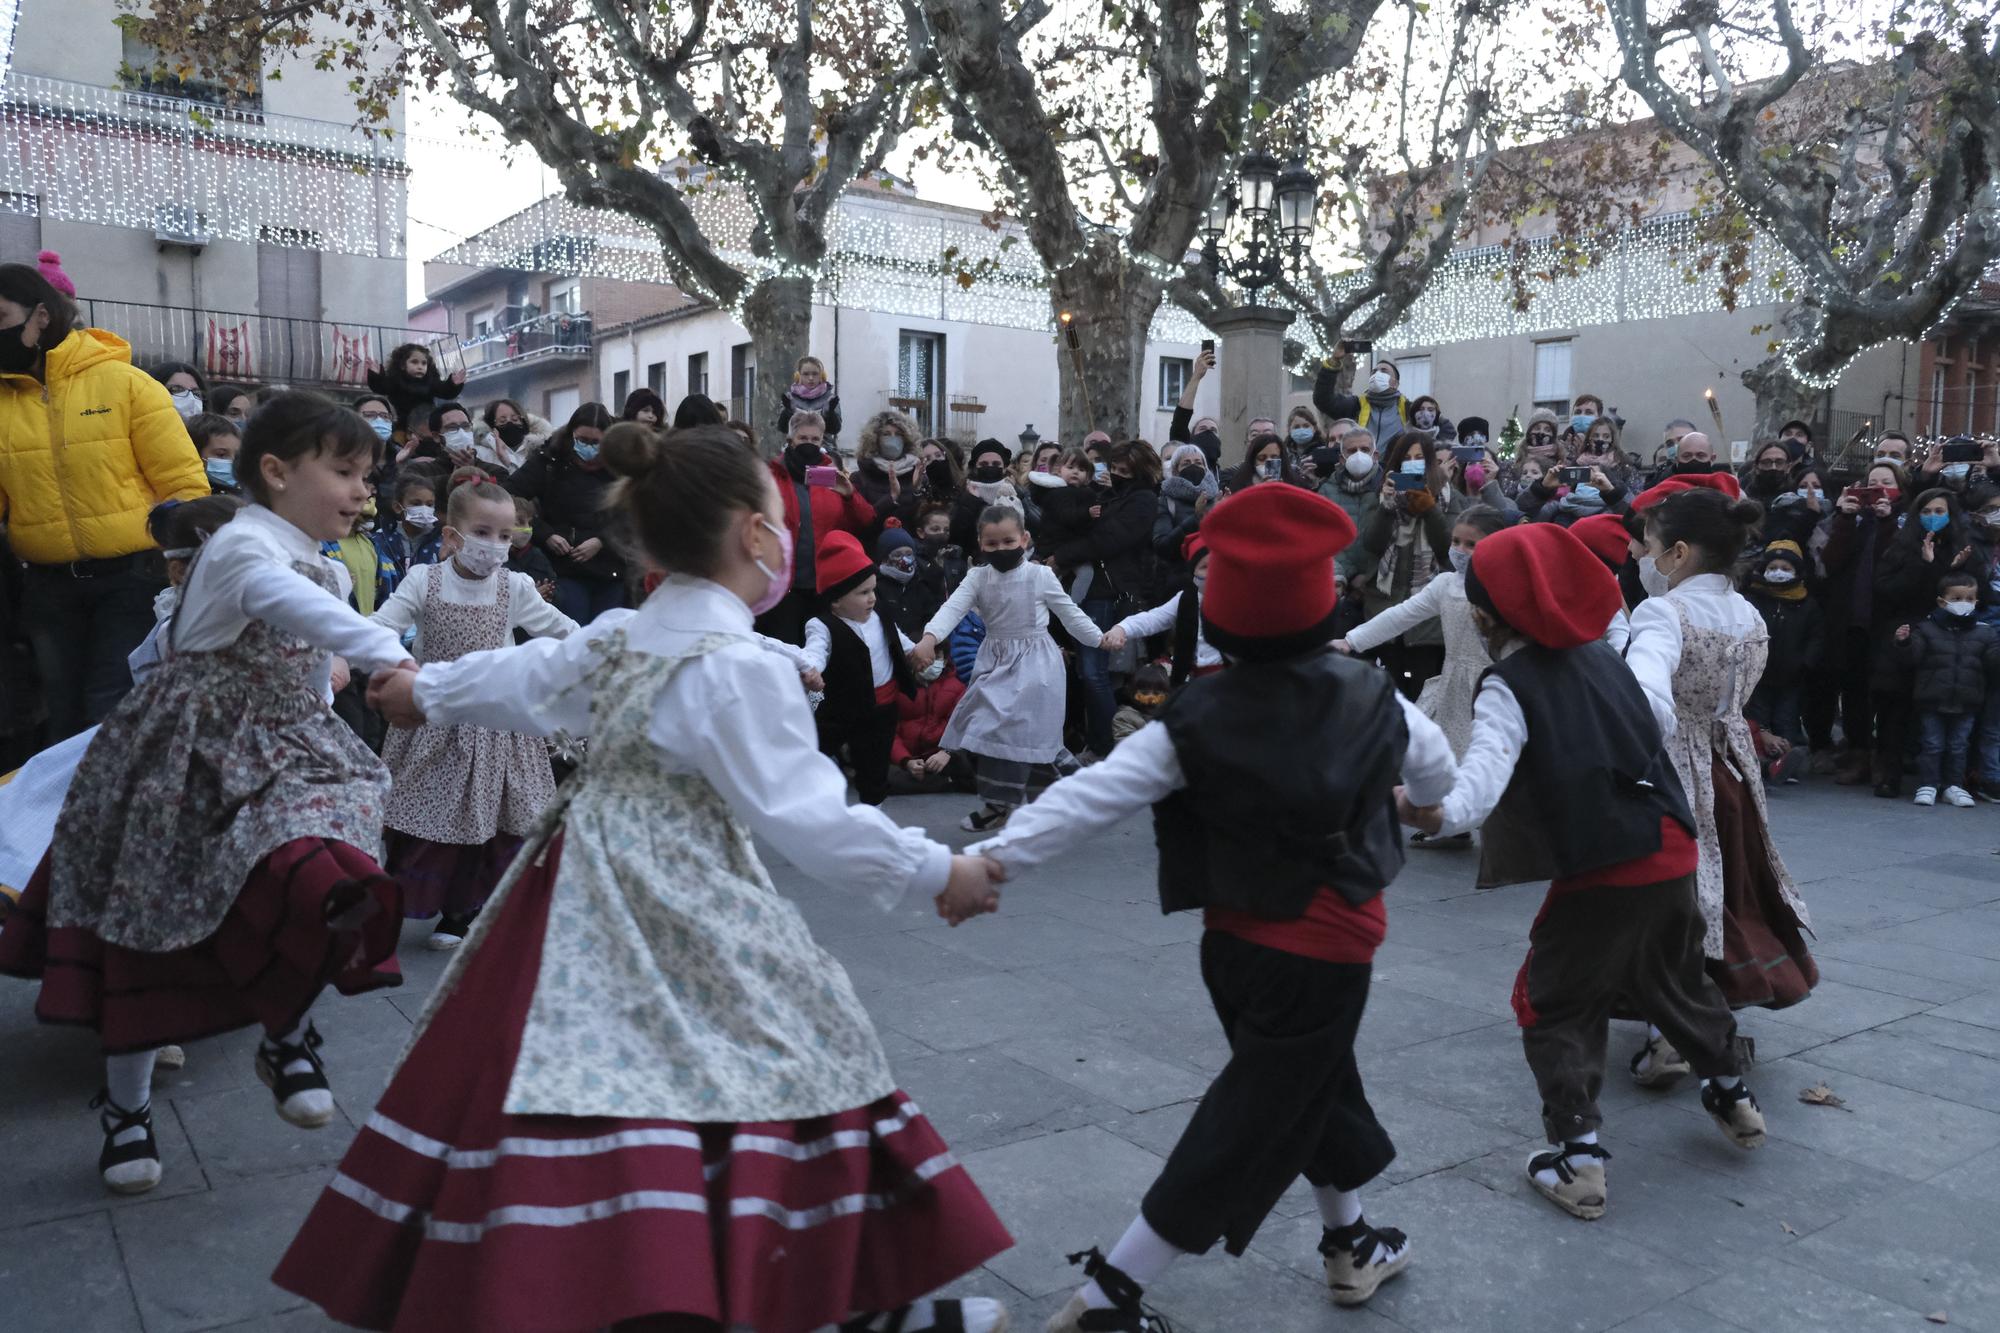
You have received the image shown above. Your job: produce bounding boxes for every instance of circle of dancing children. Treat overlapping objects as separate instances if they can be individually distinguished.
[966,486,1460,1329]
[0,392,417,1195]
[912,504,1104,832]
[275,422,1015,1333]
[1623,478,1818,1081]
[368,479,578,948]
[1396,521,1766,1222]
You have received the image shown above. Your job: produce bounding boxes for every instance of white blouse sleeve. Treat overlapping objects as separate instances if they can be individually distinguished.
[1605,606,1632,656]
[369,565,427,637]
[1344,573,1447,654]
[923,565,984,642]
[1041,568,1105,645]
[237,557,411,672]
[413,609,636,737]
[802,618,833,672]
[1397,694,1458,808]
[1436,674,1531,836]
[660,646,950,909]
[1117,591,1181,640]
[1623,598,1684,740]
[509,572,579,639]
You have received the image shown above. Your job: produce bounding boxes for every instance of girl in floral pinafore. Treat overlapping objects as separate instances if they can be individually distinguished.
[370,480,576,949]
[277,423,1014,1333]
[0,393,415,1197]
[1626,486,1816,1080]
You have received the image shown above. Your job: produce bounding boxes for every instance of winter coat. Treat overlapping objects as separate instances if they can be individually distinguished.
[1903,611,2000,715]
[764,460,877,572]
[891,672,967,764]
[1152,471,1216,585]
[1052,479,1158,606]
[851,456,915,534]
[1871,527,1991,691]
[1818,511,1890,661]
[365,362,462,430]
[1317,471,1384,582]
[777,387,842,441]
[507,445,626,583]
[1745,590,1825,690]
[0,328,209,564]
[876,559,948,642]
[1034,484,1099,581]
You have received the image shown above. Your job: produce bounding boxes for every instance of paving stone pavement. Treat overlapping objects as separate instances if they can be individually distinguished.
[4,780,1999,1331]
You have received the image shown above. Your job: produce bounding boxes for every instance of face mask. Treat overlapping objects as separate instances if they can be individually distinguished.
[1289,427,1315,446]
[1750,473,1785,497]
[1367,371,1393,394]
[204,458,234,487]
[1463,433,1487,449]
[1921,511,1951,533]
[1764,567,1797,585]
[0,315,39,375]
[1980,511,2000,529]
[879,552,916,583]
[573,441,600,464]
[972,463,1006,483]
[1874,454,1904,468]
[1571,414,1596,435]
[497,420,529,448]
[510,525,531,549]
[1638,554,1672,598]
[1343,451,1375,479]
[925,459,955,491]
[1177,463,1205,484]
[1464,463,1488,490]
[453,534,509,579]
[443,427,475,455]
[1674,459,1712,475]
[1572,484,1602,502]
[1257,458,1283,480]
[1399,459,1426,477]
[402,504,436,531]
[171,389,202,419]
[878,434,906,460]
[985,547,1026,572]
[1448,548,1472,574]
[1192,429,1221,456]
[367,417,394,441]
[1192,574,1207,593]
[1414,409,1438,428]
[1943,463,1972,482]
[1944,600,1977,618]
[750,517,794,616]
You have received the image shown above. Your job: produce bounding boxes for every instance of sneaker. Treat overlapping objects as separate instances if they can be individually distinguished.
[1700,1080,1767,1148]
[153,1044,187,1072]
[1044,1249,1172,1332]
[961,805,1011,833]
[841,1299,1010,1333]
[1914,786,1938,807]
[90,1091,162,1194]
[1410,831,1473,850]
[1318,1220,1411,1306]
[1628,1033,1692,1088]
[1980,783,2000,805]
[428,910,477,951]
[1525,1141,1611,1220]
[1945,785,1976,808]
[255,1024,335,1129]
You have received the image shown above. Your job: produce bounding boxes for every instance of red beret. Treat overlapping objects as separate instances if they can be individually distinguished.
[1465,523,1622,650]
[1181,530,1209,566]
[1568,513,1633,569]
[1631,472,1741,511]
[815,530,875,599]
[1199,485,1356,655]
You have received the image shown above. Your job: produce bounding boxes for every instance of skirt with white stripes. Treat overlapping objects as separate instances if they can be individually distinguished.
[272,838,1012,1333]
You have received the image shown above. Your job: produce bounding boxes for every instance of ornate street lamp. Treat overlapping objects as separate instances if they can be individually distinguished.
[1200,153,1318,304]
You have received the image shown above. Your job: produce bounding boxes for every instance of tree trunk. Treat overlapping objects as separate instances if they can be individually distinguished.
[1740,353,1823,447]
[741,273,815,457]
[1049,246,1164,444]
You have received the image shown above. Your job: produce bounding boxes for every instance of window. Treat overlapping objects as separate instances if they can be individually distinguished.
[0,193,41,262]
[612,370,631,409]
[687,352,709,399]
[467,306,496,339]
[1532,340,1572,415]
[646,361,666,396]
[730,343,756,426]
[121,27,262,108]
[545,385,581,425]
[1158,356,1191,411]
[1394,355,1432,401]
[256,236,321,319]
[898,330,947,436]
[1931,364,1946,436]
[545,278,582,316]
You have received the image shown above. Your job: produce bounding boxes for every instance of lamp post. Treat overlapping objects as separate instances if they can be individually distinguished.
[1200,154,1320,446]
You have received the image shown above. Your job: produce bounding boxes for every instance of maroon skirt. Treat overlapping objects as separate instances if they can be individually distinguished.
[273,836,1012,1333]
[1708,755,1817,1009]
[0,837,402,1053]
[385,830,523,920]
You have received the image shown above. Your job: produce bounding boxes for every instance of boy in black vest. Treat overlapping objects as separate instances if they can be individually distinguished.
[803,530,918,805]
[1395,523,1765,1221]
[969,486,1458,1331]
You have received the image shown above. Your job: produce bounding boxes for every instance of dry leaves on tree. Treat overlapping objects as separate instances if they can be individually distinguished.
[1798,1082,1850,1111]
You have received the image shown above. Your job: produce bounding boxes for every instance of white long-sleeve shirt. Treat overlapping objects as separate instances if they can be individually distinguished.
[922,562,1104,647]
[1115,590,1220,669]
[1343,569,1458,655]
[370,560,578,654]
[1606,604,1632,656]
[803,611,918,687]
[1624,573,1763,739]
[969,692,1456,878]
[1435,659,1533,837]
[411,574,951,909]
[172,504,410,680]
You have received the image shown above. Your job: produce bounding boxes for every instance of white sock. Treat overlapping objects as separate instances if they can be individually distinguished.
[1706,1075,1741,1090]
[1647,1024,1663,1042]
[1080,1214,1186,1309]
[103,1052,157,1147]
[263,1014,320,1081]
[1315,1185,1364,1230]
[1573,1130,1599,1146]
[1529,1130,1599,1187]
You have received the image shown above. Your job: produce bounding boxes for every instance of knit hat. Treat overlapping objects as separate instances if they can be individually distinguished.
[36,250,75,298]
[1198,485,1356,659]
[875,522,917,560]
[968,438,1012,470]
[815,530,876,600]
[1526,407,1562,432]
[1630,471,1743,511]
[1457,415,1491,442]
[1759,538,1806,572]
[1568,512,1633,569]
[1464,523,1623,650]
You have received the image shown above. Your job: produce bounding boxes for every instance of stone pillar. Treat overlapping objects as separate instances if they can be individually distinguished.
[1204,304,1296,448]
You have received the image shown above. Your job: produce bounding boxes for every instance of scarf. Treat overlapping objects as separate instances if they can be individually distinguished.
[787,379,832,404]
[1376,508,1438,601]
[1757,576,1808,603]
[1556,489,1607,518]
[966,478,1021,512]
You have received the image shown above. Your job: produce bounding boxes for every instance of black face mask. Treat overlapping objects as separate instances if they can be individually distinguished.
[785,442,826,480]
[0,317,39,375]
[1748,471,1785,498]
[925,459,956,491]
[1673,459,1713,476]
[971,464,1006,483]
[1176,463,1205,485]
[919,534,948,555]
[984,547,1026,572]
[1191,429,1222,459]
[497,421,529,448]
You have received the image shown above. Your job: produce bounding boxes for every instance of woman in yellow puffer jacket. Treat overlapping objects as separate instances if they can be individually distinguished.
[0,253,209,741]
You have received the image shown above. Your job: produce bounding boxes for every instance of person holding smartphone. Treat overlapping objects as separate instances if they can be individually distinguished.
[1820,462,1908,787]
[755,408,876,645]
[1356,431,1459,699]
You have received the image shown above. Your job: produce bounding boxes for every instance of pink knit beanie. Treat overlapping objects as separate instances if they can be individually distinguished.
[37,250,75,298]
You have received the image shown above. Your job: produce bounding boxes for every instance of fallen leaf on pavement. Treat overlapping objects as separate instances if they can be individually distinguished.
[1799,1082,1850,1111]
[1926,1313,1948,1326]
[1780,1221,1796,1235]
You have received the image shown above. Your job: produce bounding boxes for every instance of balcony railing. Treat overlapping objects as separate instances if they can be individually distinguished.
[76,298,448,392]
[459,312,594,379]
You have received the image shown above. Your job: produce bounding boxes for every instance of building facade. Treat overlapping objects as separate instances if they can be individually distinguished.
[0,0,422,392]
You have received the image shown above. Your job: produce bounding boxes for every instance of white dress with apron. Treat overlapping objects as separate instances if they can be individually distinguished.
[923,561,1103,765]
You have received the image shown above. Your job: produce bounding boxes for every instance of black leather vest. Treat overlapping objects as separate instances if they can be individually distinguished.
[1154,648,1408,916]
[1475,640,1694,889]
[815,612,914,726]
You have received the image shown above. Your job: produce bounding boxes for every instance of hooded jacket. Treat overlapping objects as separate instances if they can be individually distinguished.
[1904,608,2000,714]
[0,327,209,564]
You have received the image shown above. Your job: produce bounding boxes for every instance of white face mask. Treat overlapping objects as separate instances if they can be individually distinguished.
[1764,567,1797,584]
[452,534,509,578]
[1448,548,1472,574]
[1638,553,1673,598]
[443,428,475,455]
[402,504,437,531]
[1944,600,1976,618]
[878,435,905,460]
[170,389,202,419]
[1367,371,1393,394]
[1343,451,1374,479]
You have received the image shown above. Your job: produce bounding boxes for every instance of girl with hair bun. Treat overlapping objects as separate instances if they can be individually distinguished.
[282,421,1015,1333]
[1624,486,1817,1081]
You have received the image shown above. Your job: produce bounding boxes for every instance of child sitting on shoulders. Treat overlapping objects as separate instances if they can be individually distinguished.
[779,353,842,441]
